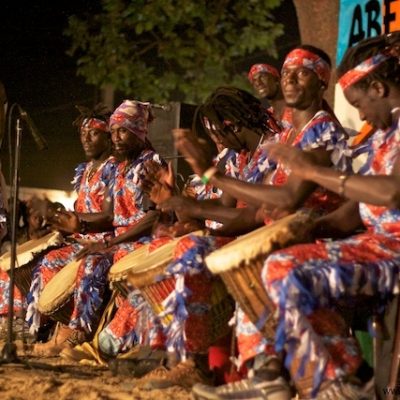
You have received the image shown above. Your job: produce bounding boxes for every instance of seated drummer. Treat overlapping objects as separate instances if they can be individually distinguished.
[164,46,352,398]
[122,88,285,388]
[193,37,400,399]
[41,100,167,358]
[30,105,118,353]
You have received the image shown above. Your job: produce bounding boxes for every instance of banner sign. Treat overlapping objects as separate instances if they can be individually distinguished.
[337,0,400,65]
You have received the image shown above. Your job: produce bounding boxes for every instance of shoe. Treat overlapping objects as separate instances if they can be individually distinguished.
[192,376,291,400]
[138,359,211,390]
[32,323,84,357]
[314,380,372,400]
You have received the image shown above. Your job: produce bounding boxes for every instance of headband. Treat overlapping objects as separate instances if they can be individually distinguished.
[248,64,280,82]
[282,48,331,86]
[109,100,153,142]
[81,117,109,133]
[338,53,390,91]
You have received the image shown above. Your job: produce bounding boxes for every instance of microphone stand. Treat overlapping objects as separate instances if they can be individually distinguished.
[0,106,77,373]
[0,118,21,362]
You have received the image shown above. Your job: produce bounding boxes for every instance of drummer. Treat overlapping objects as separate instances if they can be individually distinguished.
[168,46,352,398]
[250,35,400,399]
[30,105,118,354]
[50,100,167,359]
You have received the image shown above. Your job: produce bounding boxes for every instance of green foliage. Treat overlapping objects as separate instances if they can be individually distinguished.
[65,0,283,103]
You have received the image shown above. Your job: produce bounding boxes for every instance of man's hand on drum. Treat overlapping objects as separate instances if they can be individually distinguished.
[255,203,291,222]
[50,210,80,234]
[75,240,109,260]
[264,143,316,179]
[158,195,199,220]
[173,132,213,176]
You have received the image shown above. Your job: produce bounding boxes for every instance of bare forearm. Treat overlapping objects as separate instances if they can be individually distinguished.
[211,208,262,236]
[211,173,316,210]
[210,173,274,207]
[308,168,400,208]
[110,211,159,246]
[76,212,114,232]
[194,202,245,225]
[313,200,362,238]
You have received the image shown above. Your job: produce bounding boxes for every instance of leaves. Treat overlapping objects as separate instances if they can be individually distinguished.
[65,0,283,103]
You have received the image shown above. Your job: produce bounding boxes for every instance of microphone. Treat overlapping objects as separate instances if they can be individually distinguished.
[150,103,172,112]
[17,106,48,150]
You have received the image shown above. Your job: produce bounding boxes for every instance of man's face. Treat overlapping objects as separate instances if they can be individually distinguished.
[251,72,279,99]
[344,84,392,130]
[110,124,143,157]
[281,65,323,109]
[80,127,110,160]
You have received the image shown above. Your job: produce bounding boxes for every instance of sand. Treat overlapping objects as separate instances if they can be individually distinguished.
[0,354,192,400]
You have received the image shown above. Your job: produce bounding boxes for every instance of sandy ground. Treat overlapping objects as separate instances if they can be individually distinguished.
[0,350,192,400]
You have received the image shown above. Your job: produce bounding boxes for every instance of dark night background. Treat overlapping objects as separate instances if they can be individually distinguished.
[0,0,299,192]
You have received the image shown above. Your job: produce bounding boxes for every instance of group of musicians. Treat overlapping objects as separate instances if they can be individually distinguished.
[0,34,400,400]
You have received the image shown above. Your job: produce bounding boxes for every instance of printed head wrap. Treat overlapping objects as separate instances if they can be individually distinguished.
[81,117,109,133]
[248,64,280,82]
[338,53,390,91]
[109,100,154,142]
[282,48,331,86]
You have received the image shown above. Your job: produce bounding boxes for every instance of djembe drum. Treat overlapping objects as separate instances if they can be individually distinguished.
[205,212,313,339]
[128,232,234,353]
[0,231,64,295]
[37,259,81,324]
[108,244,150,297]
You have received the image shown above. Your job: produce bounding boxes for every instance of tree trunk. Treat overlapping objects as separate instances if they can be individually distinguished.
[292,0,340,105]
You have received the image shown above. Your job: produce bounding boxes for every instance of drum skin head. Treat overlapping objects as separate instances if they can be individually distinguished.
[0,231,63,271]
[37,258,81,314]
[108,244,150,282]
[205,212,312,274]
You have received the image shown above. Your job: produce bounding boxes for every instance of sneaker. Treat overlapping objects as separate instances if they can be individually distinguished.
[138,359,211,390]
[315,380,372,400]
[192,376,291,400]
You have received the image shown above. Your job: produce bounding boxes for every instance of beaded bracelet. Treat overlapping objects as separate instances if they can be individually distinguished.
[201,166,218,184]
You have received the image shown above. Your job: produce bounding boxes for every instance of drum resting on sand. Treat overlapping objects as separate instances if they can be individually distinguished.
[205,212,314,339]
[0,231,64,295]
[37,258,81,324]
[128,231,234,353]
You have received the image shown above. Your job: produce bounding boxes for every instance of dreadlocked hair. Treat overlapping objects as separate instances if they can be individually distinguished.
[337,35,400,89]
[193,86,270,138]
[73,103,112,131]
